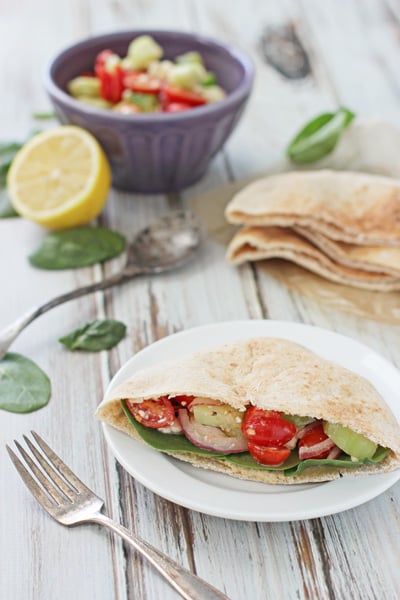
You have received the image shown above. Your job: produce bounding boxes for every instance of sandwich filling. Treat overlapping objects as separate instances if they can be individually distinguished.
[96,337,400,483]
[121,395,389,476]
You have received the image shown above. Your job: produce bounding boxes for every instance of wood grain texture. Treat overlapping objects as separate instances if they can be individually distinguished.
[1,1,400,599]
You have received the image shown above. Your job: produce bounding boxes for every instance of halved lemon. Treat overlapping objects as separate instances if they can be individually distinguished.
[7,126,111,230]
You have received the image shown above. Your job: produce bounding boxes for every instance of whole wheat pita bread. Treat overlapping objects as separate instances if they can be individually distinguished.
[294,226,400,276]
[225,170,400,245]
[226,226,400,291]
[96,337,400,484]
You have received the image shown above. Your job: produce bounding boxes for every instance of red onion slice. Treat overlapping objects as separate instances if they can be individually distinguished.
[188,397,222,411]
[298,437,336,460]
[178,409,248,454]
[285,435,298,450]
[327,446,342,460]
[296,420,320,440]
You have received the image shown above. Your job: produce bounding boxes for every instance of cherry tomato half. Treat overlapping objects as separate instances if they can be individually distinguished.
[99,67,124,103]
[164,85,206,107]
[247,442,291,466]
[94,49,115,77]
[126,397,175,429]
[298,423,331,459]
[242,407,296,447]
[123,72,162,94]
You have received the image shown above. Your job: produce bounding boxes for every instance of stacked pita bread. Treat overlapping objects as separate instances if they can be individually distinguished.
[225,170,400,291]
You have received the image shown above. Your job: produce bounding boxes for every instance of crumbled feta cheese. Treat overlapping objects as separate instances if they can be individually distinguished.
[148,59,174,80]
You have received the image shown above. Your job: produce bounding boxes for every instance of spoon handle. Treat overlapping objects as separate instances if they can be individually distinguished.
[0,267,142,359]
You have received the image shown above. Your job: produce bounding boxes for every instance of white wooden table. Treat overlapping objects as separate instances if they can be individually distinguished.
[1,1,400,599]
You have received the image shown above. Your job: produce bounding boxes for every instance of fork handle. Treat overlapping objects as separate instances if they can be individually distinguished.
[0,267,142,359]
[90,512,230,600]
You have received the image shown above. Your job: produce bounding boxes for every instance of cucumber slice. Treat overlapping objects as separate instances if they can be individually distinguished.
[76,96,112,109]
[192,404,243,436]
[68,76,101,98]
[175,51,204,65]
[323,421,377,459]
[282,414,315,428]
[126,35,163,69]
[168,63,208,89]
[122,91,158,112]
[200,85,225,103]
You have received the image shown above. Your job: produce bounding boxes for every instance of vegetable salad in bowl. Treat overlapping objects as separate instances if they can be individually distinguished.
[45,29,253,191]
[67,35,226,115]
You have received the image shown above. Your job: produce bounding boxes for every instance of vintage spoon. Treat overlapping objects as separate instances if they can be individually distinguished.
[0,211,204,359]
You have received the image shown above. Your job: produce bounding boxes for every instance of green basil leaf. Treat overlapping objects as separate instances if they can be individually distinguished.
[0,188,18,218]
[287,107,355,164]
[60,319,126,351]
[284,446,390,476]
[29,226,126,270]
[0,353,51,413]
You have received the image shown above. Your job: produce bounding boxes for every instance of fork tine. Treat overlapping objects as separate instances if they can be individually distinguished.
[31,431,93,495]
[6,444,57,512]
[13,440,67,506]
[23,434,75,501]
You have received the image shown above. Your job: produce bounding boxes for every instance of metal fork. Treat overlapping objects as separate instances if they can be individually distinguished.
[6,431,230,600]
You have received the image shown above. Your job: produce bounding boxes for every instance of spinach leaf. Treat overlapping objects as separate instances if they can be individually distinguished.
[284,446,389,476]
[0,133,41,218]
[29,226,126,270]
[0,353,51,413]
[60,319,126,351]
[223,450,300,470]
[287,107,355,164]
[0,141,23,183]
[0,141,23,218]
[0,188,18,218]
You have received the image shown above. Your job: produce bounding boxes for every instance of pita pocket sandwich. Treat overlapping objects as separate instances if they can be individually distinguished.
[96,337,400,484]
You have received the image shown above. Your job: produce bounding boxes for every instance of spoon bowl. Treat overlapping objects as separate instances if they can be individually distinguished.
[126,210,204,273]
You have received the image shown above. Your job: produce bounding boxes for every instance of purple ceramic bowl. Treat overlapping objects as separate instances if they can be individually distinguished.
[44,30,254,193]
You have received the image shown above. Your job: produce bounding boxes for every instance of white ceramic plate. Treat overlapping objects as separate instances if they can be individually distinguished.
[102,320,400,522]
